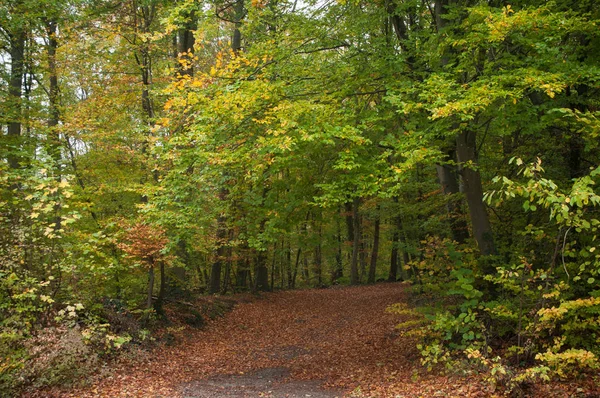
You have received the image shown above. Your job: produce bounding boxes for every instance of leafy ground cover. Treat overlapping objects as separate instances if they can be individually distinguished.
[22,284,599,397]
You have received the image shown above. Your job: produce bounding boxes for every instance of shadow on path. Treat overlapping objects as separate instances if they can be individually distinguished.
[179,367,342,398]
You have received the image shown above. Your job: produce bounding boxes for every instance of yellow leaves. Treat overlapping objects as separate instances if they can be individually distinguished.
[40,295,55,304]
[542,290,561,300]
[537,296,600,322]
[536,349,599,378]
[503,4,514,16]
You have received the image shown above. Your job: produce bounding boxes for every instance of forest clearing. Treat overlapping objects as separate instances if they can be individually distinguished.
[2,0,600,396]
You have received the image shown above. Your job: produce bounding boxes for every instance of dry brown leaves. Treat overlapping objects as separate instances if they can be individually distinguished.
[26,284,597,397]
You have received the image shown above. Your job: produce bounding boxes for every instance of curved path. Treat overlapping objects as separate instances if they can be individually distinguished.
[50,284,490,397]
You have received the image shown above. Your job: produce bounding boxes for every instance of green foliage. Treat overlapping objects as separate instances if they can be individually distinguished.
[2,0,600,392]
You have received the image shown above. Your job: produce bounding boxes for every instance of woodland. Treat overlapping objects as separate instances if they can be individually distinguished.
[1,0,600,396]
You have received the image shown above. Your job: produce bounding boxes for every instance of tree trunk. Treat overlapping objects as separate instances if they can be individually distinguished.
[368,211,380,283]
[176,8,196,77]
[222,233,233,294]
[154,262,166,315]
[389,226,400,282]
[359,216,367,283]
[456,130,496,255]
[45,20,61,167]
[314,223,322,286]
[147,265,155,310]
[232,0,244,54]
[254,219,269,292]
[350,197,360,285]
[292,246,301,289]
[333,212,344,283]
[7,27,26,169]
[270,241,277,291]
[388,196,403,281]
[254,249,269,292]
[286,242,293,288]
[300,213,310,283]
[236,256,250,291]
[436,149,469,244]
[209,203,227,294]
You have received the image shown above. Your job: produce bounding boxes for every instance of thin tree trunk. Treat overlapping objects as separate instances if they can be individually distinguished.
[301,216,310,283]
[45,20,61,166]
[147,265,155,309]
[389,226,400,282]
[154,261,166,315]
[350,197,360,285]
[270,241,277,291]
[314,223,322,286]
[344,201,354,273]
[7,27,26,169]
[286,242,293,288]
[333,212,344,283]
[292,246,302,289]
[209,194,227,294]
[368,210,380,283]
[359,215,367,283]
[222,231,233,294]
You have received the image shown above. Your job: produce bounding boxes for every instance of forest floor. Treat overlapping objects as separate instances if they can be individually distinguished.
[33,283,596,397]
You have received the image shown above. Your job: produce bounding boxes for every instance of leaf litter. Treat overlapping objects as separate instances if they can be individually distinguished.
[26,283,595,397]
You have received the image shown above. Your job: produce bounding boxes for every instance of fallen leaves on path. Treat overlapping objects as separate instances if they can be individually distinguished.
[25,283,592,397]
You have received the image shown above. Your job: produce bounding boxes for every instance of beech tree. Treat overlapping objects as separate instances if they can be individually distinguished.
[2,0,600,393]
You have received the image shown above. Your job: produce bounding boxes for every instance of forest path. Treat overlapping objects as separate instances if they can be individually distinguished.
[57,283,487,397]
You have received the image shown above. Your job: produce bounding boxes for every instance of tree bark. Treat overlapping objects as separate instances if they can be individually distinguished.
[368,211,380,283]
[388,196,403,281]
[176,8,196,77]
[232,0,244,54]
[350,197,360,285]
[45,20,61,166]
[332,211,344,283]
[456,130,496,255]
[359,216,367,283]
[209,213,226,294]
[389,226,400,282]
[254,220,269,292]
[210,186,228,294]
[314,222,323,285]
[154,261,166,315]
[6,27,26,169]
[436,149,469,244]
[286,242,293,288]
[147,265,155,310]
[254,249,269,291]
[270,241,277,291]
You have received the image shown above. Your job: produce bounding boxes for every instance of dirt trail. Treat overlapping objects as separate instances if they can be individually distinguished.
[52,283,489,397]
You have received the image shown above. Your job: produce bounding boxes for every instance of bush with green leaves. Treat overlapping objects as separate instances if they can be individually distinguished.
[408,158,600,389]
